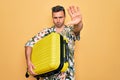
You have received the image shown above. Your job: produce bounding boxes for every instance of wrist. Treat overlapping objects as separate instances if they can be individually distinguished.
[26,60,32,66]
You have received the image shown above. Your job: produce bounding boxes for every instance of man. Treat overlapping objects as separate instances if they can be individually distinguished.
[25,5,83,80]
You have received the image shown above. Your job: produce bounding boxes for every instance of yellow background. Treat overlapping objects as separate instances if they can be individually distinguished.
[0,0,120,80]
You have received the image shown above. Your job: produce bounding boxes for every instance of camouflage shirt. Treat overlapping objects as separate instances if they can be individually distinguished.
[25,26,80,80]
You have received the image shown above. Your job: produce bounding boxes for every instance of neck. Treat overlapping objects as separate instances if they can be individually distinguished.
[55,25,65,33]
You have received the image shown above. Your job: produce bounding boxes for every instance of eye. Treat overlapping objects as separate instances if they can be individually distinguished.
[59,17,63,18]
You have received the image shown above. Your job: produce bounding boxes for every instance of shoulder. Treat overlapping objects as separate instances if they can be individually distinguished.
[38,26,55,34]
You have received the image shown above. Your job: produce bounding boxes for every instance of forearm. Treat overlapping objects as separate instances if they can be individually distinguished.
[73,21,83,35]
[25,46,37,75]
[25,46,32,66]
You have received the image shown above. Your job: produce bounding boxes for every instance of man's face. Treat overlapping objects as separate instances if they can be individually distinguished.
[52,11,65,28]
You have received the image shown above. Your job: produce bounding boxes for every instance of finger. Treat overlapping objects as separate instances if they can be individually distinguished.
[67,6,77,18]
[67,7,72,17]
[69,6,74,14]
[29,68,37,75]
[31,64,37,75]
[72,6,77,13]
[28,66,37,75]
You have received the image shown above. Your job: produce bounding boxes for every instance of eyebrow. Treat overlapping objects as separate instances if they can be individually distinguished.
[53,16,63,18]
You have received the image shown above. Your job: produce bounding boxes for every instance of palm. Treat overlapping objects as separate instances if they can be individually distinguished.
[67,6,82,26]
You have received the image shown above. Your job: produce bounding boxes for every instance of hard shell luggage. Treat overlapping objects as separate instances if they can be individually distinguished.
[26,32,69,79]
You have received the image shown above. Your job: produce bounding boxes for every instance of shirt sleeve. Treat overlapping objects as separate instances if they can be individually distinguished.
[25,28,51,47]
[75,33,80,41]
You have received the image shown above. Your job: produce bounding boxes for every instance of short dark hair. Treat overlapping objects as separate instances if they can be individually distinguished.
[52,5,65,16]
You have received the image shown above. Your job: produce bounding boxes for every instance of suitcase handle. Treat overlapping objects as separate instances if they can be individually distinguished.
[63,40,69,62]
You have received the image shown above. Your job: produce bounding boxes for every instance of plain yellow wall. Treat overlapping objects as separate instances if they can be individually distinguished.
[0,0,120,80]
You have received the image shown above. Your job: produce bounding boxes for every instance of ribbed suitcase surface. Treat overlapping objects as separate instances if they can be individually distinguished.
[31,32,68,77]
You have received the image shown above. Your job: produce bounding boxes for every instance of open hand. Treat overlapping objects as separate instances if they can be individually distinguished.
[67,6,82,26]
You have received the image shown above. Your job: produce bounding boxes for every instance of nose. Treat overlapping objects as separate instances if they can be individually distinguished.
[57,18,60,22]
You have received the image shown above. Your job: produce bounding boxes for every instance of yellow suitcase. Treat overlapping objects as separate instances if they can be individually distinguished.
[29,32,69,78]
